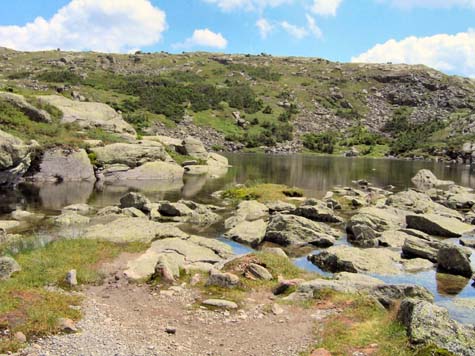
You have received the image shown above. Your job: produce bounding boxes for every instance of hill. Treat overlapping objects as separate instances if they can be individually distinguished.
[1,47,474,159]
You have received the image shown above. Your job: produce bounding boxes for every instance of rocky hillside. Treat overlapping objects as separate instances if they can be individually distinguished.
[1,47,475,159]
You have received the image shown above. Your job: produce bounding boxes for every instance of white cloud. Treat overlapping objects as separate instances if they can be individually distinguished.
[0,0,167,53]
[256,18,274,39]
[378,0,475,9]
[306,14,323,38]
[280,21,308,39]
[203,0,292,11]
[351,29,475,78]
[310,0,342,16]
[173,29,228,49]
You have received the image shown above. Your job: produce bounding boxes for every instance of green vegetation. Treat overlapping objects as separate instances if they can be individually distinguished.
[0,239,148,352]
[222,183,303,203]
[303,132,338,154]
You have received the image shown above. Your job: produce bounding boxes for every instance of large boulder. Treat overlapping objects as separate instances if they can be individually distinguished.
[294,203,343,223]
[38,95,135,135]
[91,141,171,168]
[265,214,339,247]
[83,217,188,243]
[206,153,229,178]
[309,245,403,275]
[398,298,475,356]
[0,256,21,280]
[0,92,51,123]
[224,219,267,246]
[99,161,184,182]
[224,200,269,229]
[402,236,443,262]
[28,148,95,182]
[411,169,454,189]
[406,214,474,237]
[182,136,208,160]
[119,192,151,212]
[0,129,37,186]
[437,244,473,277]
[347,207,407,233]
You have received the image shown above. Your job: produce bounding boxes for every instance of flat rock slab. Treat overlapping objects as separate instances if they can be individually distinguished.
[202,299,238,309]
[224,219,267,246]
[406,214,474,237]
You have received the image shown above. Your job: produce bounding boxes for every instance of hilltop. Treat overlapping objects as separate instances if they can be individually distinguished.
[1,47,474,159]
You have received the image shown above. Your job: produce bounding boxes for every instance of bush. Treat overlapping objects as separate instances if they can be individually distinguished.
[36,71,82,85]
[263,105,273,114]
[303,132,338,154]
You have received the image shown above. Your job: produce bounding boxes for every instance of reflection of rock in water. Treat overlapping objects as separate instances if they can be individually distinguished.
[436,272,470,296]
[0,188,23,214]
[182,174,208,199]
[89,179,184,207]
[20,181,95,211]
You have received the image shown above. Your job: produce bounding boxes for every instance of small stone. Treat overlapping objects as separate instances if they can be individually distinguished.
[57,318,78,333]
[246,263,273,281]
[271,303,284,315]
[14,331,26,343]
[165,326,177,334]
[190,273,201,286]
[65,269,78,287]
[202,299,238,309]
[311,348,332,356]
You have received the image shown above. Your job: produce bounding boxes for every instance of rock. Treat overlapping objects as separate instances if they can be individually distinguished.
[147,135,184,151]
[309,245,402,275]
[0,129,37,186]
[183,136,209,160]
[460,237,475,248]
[159,201,193,217]
[119,192,151,212]
[38,95,135,135]
[401,258,434,272]
[402,236,443,262]
[0,220,21,232]
[406,214,474,237]
[202,299,238,309]
[11,209,44,222]
[122,207,147,218]
[371,284,433,308]
[97,206,122,216]
[154,253,183,283]
[273,278,305,295]
[411,169,454,189]
[57,318,78,333]
[0,256,21,280]
[224,219,267,246]
[29,148,95,182]
[0,92,51,123]
[261,247,288,258]
[378,230,410,248]
[265,214,338,247]
[14,331,26,343]
[347,223,380,247]
[100,161,184,181]
[437,244,473,277]
[184,165,209,175]
[246,263,273,280]
[271,303,284,315]
[83,217,188,242]
[62,203,92,215]
[398,298,475,356]
[165,326,177,335]
[347,207,407,237]
[333,272,384,286]
[294,204,343,223]
[53,212,90,227]
[125,251,183,281]
[206,269,240,288]
[232,200,269,224]
[91,141,171,168]
[310,349,332,356]
[65,269,78,287]
[265,200,296,213]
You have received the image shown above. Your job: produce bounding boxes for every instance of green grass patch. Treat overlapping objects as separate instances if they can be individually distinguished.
[222,183,303,203]
[0,239,148,352]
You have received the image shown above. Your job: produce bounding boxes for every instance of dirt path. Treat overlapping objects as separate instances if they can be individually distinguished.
[20,255,334,356]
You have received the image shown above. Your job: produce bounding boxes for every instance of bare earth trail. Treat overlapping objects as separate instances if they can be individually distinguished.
[21,254,332,356]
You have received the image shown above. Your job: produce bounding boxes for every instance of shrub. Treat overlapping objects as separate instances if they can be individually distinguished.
[303,132,338,154]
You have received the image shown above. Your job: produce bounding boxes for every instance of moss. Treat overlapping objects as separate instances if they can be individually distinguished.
[222,183,303,203]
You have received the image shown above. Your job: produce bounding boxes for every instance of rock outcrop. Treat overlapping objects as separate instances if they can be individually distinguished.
[437,244,473,277]
[0,256,21,280]
[406,214,474,237]
[411,169,454,189]
[0,92,52,123]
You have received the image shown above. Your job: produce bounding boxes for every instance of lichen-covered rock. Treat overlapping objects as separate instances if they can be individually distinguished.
[119,192,151,212]
[182,136,209,160]
[402,236,443,262]
[0,129,37,186]
[206,269,240,288]
[224,200,269,229]
[265,214,338,247]
[224,219,267,247]
[0,256,21,280]
[347,207,407,234]
[29,148,95,182]
[38,95,135,135]
[437,244,473,277]
[406,213,474,237]
[398,298,475,356]
[411,169,454,189]
[53,212,90,227]
[294,204,344,223]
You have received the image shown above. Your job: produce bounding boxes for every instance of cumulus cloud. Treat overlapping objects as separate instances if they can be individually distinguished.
[306,14,323,38]
[310,0,343,16]
[256,18,274,38]
[0,0,167,53]
[280,21,308,39]
[203,0,291,11]
[173,29,228,49]
[351,29,475,78]
[377,0,475,9]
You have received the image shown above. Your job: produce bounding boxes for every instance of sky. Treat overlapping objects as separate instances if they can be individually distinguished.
[0,0,473,77]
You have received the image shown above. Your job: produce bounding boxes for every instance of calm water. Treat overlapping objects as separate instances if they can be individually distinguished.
[2,154,475,323]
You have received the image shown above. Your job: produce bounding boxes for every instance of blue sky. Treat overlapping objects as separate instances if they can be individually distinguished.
[0,0,474,76]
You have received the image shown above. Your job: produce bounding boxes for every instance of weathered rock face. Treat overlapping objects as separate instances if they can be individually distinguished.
[437,244,473,277]
[224,219,267,246]
[224,200,269,229]
[38,95,136,136]
[91,141,171,168]
[0,256,21,280]
[402,236,443,262]
[206,269,240,288]
[182,136,209,160]
[294,203,343,223]
[265,213,339,247]
[0,129,37,186]
[28,148,95,182]
[398,298,475,356]
[99,161,184,182]
[406,214,474,237]
[411,169,454,189]
[309,245,403,275]
[119,192,151,212]
[0,92,51,123]
[347,207,407,234]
